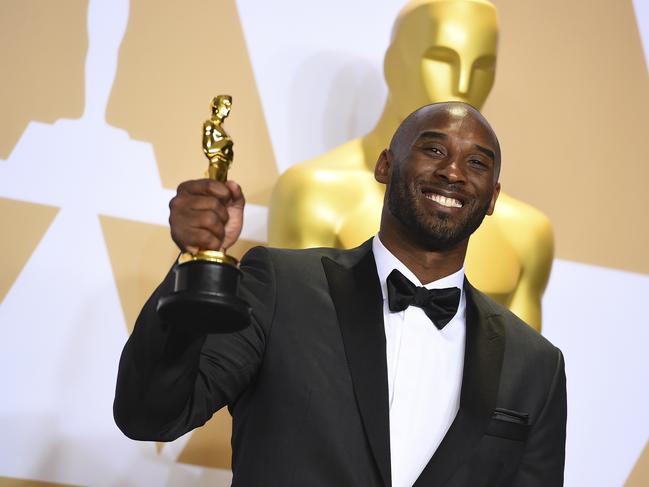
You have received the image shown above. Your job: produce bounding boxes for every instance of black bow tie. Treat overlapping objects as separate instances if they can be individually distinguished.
[386,269,461,330]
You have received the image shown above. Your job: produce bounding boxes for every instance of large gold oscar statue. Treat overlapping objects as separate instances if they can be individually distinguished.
[268,0,553,331]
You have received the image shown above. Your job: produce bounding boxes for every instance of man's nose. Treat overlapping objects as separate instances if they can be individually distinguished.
[436,157,466,183]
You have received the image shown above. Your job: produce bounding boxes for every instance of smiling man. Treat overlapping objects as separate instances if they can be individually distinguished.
[115,102,566,487]
[378,103,500,260]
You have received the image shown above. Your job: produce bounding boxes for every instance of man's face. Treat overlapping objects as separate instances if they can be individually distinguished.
[383,105,500,251]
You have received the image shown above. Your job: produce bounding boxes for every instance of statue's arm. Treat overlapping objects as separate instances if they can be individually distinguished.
[202,121,215,153]
[268,167,338,249]
[507,212,554,332]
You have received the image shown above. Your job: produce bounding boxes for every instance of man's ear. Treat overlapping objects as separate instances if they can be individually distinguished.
[486,182,501,215]
[375,149,392,184]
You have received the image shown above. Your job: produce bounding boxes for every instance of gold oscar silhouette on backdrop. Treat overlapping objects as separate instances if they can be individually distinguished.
[268,0,553,331]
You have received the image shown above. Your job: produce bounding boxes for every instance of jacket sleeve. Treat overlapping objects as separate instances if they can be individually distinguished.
[512,347,567,486]
[113,246,276,441]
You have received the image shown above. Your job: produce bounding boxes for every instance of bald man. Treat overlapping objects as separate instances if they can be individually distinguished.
[114,102,566,487]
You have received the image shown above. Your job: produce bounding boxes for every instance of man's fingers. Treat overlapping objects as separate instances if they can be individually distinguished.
[171,208,226,236]
[170,178,246,253]
[224,180,245,208]
[177,178,232,202]
[184,194,220,211]
[185,195,230,222]
[186,228,224,252]
[177,179,245,209]
[171,222,225,252]
[177,178,221,195]
[170,193,229,225]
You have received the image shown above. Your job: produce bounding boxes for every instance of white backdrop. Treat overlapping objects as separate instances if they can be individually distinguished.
[0,0,648,485]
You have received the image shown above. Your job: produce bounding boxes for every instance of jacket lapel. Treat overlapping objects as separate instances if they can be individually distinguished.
[322,241,392,487]
[413,279,505,487]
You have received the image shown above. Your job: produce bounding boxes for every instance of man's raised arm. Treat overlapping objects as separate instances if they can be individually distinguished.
[113,179,271,441]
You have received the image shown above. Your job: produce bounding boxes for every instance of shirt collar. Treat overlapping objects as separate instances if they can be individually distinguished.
[372,235,465,300]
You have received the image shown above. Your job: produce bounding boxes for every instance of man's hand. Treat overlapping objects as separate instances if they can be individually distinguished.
[169,179,245,254]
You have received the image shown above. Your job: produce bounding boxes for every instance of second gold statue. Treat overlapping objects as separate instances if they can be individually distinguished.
[156,95,251,333]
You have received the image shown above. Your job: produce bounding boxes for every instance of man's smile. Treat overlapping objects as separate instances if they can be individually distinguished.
[423,191,463,208]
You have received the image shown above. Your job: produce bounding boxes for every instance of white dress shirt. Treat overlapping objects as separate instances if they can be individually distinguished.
[372,236,466,487]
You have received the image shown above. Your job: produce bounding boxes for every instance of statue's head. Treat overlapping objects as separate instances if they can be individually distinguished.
[384,0,498,117]
[211,95,233,119]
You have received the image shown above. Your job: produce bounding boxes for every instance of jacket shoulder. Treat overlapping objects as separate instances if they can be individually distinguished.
[242,240,372,270]
[468,283,561,358]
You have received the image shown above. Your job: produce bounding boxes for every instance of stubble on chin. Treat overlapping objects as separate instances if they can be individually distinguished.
[387,175,491,252]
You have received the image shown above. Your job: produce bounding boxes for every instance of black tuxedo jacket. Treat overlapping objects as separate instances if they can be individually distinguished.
[114,240,566,487]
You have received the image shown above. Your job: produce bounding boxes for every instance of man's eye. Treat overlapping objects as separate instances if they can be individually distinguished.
[469,159,487,168]
[426,147,444,155]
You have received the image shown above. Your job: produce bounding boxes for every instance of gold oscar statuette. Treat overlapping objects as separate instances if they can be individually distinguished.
[157,95,251,333]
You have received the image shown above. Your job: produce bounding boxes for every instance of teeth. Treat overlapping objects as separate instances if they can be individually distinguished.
[425,192,463,208]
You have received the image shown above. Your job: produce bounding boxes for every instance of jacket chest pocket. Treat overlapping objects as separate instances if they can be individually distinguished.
[466,408,530,486]
[487,408,531,442]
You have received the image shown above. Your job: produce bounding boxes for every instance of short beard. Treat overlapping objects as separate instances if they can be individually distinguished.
[387,168,492,251]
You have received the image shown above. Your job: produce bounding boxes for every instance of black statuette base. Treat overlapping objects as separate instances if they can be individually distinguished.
[157,259,251,333]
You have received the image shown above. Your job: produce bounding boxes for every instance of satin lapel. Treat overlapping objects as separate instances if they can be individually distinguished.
[322,244,391,487]
[414,280,505,487]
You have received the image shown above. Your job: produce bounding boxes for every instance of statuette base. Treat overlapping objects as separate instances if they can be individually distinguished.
[157,258,251,333]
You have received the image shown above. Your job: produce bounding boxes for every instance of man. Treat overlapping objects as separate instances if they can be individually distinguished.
[114,102,566,486]
[268,0,554,333]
